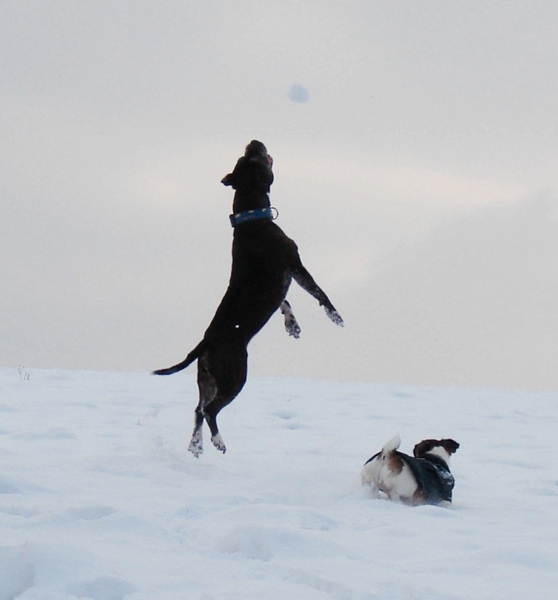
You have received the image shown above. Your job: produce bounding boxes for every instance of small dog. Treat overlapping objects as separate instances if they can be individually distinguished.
[154,140,343,457]
[361,435,459,506]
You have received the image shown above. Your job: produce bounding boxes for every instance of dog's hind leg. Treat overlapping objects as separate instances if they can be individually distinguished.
[204,344,248,454]
[190,342,247,455]
[207,410,227,453]
[189,356,218,457]
[204,392,240,454]
[280,300,301,338]
[188,406,205,457]
[291,264,344,326]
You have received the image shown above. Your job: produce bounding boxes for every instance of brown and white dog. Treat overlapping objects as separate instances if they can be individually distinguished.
[361,435,459,507]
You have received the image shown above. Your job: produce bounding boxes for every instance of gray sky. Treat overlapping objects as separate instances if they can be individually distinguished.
[2,1,558,390]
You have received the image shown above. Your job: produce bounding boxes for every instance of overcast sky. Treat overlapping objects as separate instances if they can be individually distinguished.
[2,1,558,390]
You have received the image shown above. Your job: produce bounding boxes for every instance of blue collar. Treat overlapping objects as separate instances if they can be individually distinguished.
[229,206,277,227]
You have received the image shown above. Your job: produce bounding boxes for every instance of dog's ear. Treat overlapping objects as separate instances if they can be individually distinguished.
[413,440,431,457]
[221,173,235,187]
[441,439,460,454]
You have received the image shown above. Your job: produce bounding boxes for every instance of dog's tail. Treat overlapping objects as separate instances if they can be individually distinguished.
[152,341,205,376]
[380,434,401,458]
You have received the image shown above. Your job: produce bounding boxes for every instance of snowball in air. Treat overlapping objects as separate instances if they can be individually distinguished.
[288,84,309,103]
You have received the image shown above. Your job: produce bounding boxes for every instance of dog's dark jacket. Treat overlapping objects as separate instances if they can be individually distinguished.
[402,453,455,504]
[365,451,455,504]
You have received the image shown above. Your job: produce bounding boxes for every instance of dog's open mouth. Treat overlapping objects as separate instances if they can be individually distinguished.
[267,154,273,167]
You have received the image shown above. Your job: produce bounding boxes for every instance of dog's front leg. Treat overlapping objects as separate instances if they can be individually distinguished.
[291,265,344,326]
[367,483,381,499]
[280,300,301,338]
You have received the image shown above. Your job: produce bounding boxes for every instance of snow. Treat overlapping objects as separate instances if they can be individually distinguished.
[1,366,557,599]
[288,84,310,103]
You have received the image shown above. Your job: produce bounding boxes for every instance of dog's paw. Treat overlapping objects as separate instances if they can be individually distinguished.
[211,433,227,454]
[326,308,344,327]
[188,431,203,458]
[281,300,301,339]
[285,320,301,339]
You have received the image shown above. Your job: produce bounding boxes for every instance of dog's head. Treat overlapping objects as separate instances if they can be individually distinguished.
[413,438,460,460]
[221,140,274,193]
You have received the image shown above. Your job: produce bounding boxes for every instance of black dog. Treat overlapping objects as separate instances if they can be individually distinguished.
[154,140,343,456]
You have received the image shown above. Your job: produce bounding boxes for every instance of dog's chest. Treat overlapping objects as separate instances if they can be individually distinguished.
[233,225,294,266]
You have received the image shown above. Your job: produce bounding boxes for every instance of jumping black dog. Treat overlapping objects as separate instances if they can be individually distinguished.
[154,140,343,456]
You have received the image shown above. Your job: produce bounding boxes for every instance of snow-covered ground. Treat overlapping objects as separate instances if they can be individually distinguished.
[1,366,557,599]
